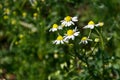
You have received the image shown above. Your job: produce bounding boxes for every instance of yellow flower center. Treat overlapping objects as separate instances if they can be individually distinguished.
[81,37,87,41]
[88,21,94,25]
[99,22,104,26]
[52,24,58,28]
[67,30,74,36]
[57,35,63,40]
[65,16,72,22]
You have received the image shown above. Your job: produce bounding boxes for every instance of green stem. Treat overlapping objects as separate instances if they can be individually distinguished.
[9,37,16,51]
[88,29,92,38]
[90,42,97,56]
[95,28,104,50]
[102,51,104,80]
[95,28,104,80]
[76,48,95,79]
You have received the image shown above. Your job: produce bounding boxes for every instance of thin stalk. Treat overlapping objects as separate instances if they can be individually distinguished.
[9,37,17,51]
[90,42,97,56]
[95,28,104,80]
[102,51,104,80]
[95,28,104,50]
[73,36,96,79]
[88,29,92,38]
[75,48,95,79]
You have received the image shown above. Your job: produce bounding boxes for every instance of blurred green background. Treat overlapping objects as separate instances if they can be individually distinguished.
[0,0,120,80]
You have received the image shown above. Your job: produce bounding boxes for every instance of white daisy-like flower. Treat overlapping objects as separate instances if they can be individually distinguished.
[61,16,78,27]
[53,35,65,45]
[83,21,104,29]
[64,27,80,41]
[79,37,92,44]
[83,21,95,29]
[95,22,104,27]
[49,24,62,32]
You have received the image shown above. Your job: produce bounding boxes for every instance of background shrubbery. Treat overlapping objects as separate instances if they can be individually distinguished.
[0,0,120,80]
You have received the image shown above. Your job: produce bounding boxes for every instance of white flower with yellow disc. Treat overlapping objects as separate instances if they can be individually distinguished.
[61,16,78,27]
[64,27,80,41]
[53,35,65,45]
[83,21,104,29]
[79,37,92,44]
[83,21,95,29]
[49,24,62,32]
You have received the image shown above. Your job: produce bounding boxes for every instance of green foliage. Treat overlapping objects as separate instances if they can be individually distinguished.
[0,0,120,80]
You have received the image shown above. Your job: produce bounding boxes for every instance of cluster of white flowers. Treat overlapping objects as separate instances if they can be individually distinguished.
[79,21,104,44]
[49,16,104,45]
[49,16,79,45]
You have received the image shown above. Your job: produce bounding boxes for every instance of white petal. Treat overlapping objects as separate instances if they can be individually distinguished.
[83,25,94,29]
[64,36,68,41]
[63,36,69,42]
[61,21,66,25]
[58,26,62,30]
[49,29,52,32]
[60,20,64,22]
[63,21,74,27]
[89,25,94,29]
[67,21,73,26]
[67,22,71,26]
[79,41,82,44]
[66,36,70,39]
[85,41,88,44]
[95,24,99,27]
[72,16,78,22]
[83,25,89,29]
[65,40,69,43]
[70,21,74,25]
[88,39,92,41]
[56,41,60,44]
[74,27,77,31]
[68,36,72,39]
[53,40,57,44]
[74,32,79,36]
[71,36,75,40]
[53,28,56,31]
[61,40,64,44]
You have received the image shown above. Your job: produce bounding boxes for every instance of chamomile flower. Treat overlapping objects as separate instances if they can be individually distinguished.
[79,37,92,44]
[95,22,104,27]
[53,35,65,45]
[83,21,95,29]
[64,27,80,41]
[83,21,104,29]
[61,16,78,27]
[49,24,62,32]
